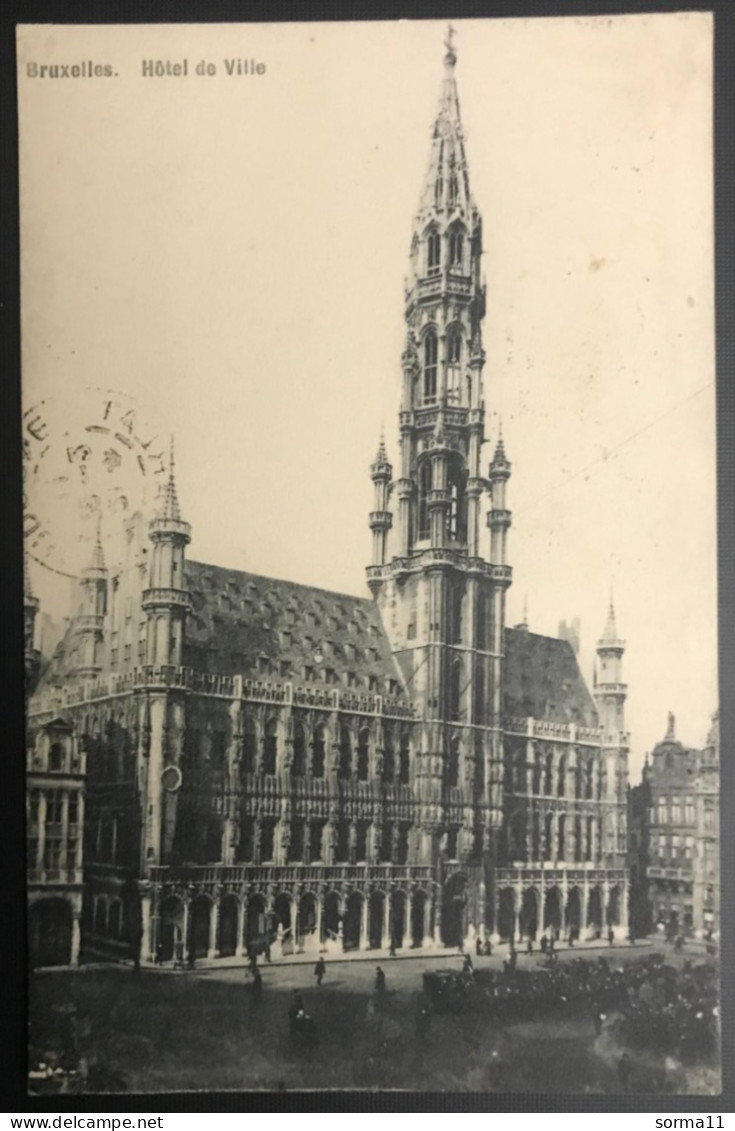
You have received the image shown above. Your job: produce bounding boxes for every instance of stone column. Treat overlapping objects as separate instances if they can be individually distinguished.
[37,791,47,875]
[291,895,300,952]
[61,792,70,877]
[382,892,391,950]
[581,882,589,939]
[209,897,220,959]
[432,889,442,946]
[602,880,610,931]
[181,898,190,960]
[315,890,323,949]
[141,891,154,962]
[423,894,432,949]
[236,898,246,957]
[70,908,81,966]
[360,894,369,950]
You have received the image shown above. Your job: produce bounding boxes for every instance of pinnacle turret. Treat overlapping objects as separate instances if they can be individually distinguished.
[417,26,473,223]
[157,437,182,522]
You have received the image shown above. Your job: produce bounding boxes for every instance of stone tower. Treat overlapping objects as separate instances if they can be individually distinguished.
[367,32,511,939]
[594,599,630,899]
[139,443,191,883]
[74,518,108,680]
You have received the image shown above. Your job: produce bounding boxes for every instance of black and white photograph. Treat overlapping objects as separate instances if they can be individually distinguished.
[17,14,720,1095]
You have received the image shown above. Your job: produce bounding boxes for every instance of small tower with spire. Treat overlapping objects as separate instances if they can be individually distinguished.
[594,595,629,891]
[487,428,512,567]
[74,516,108,680]
[142,439,191,668]
[594,596,627,738]
[23,543,41,693]
[368,432,393,569]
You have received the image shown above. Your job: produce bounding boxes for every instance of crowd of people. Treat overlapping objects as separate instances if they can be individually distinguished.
[423,950,719,1065]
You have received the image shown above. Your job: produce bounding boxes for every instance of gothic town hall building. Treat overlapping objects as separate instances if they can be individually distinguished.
[26,41,630,967]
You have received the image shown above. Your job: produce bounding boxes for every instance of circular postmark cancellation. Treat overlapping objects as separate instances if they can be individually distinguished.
[23,388,169,580]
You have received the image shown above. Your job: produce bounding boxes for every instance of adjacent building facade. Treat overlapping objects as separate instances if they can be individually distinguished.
[25,39,630,966]
[638,711,720,939]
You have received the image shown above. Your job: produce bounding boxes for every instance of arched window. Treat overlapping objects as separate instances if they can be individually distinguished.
[312,724,326,779]
[338,725,352,780]
[446,329,462,403]
[399,732,410,784]
[557,754,566,797]
[544,813,554,860]
[532,811,541,860]
[427,228,441,274]
[447,464,466,542]
[448,226,464,268]
[357,727,370,781]
[423,333,438,404]
[544,752,554,795]
[292,722,306,777]
[532,750,542,795]
[586,760,594,800]
[417,460,432,541]
[49,742,64,772]
[242,717,257,774]
[557,814,566,860]
[263,719,278,776]
[382,728,395,782]
[447,737,460,788]
[450,657,462,721]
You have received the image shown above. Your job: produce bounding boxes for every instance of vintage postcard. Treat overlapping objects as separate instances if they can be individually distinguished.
[18,15,719,1095]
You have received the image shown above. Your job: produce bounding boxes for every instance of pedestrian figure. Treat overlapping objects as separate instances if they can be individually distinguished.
[462,952,474,975]
[155,941,164,966]
[607,926,615,946]
[187,948,196,970]
[389,938,397,957]
[265,941,271,963]
[375,966,386,994]
[249,950,258,976]
[526,937,533,955]
[483,938,492,957]
[252,969,262,1005]
[314,956,326,985]
[540,934,548,954]
[475,936,482,957]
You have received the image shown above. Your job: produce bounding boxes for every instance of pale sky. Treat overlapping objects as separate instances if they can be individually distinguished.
[18,14,717,777]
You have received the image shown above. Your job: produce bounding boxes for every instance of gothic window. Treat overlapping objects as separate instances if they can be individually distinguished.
[210,730,226,769]
[447,736,460,788]
[514,749,525,792]
[238,816,255,862]
[338,724,352,780]
[357,727,370,781]
[446,328,462,402]
[382,728,395,782]
[531,810,541,860]
[417,460,432,541]
[448,226,464,268]
[336,819,350,863]
[557,754,566,797]
[557,813,566,860]
[544,812,554,860]
[449,657,462,721]
[446,827,458,859]
[242,717,257,774]
[427,228,441,274]
[292,722,306,777]
[532,751,542,796]
[396,824,409,864]
[312,724,326,778]
[309,820,325,862]
[585,760,594,800]
[355,820,369,862]
[380,821,393,861]
[544,752,554,795]
[260,818,276,862]
[574,815,582,861]
[263,719,278,776]
[49,742,63,772]
[399,732,411,784]
[287,820,304,863]
[585,816,594,861]
[423,333,438,404]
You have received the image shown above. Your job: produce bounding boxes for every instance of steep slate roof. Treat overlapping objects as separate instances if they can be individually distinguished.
[503,627,598,727]
[184,560,405,693]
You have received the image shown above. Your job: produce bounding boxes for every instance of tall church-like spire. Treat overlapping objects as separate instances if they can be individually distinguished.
[367,33,510,879]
